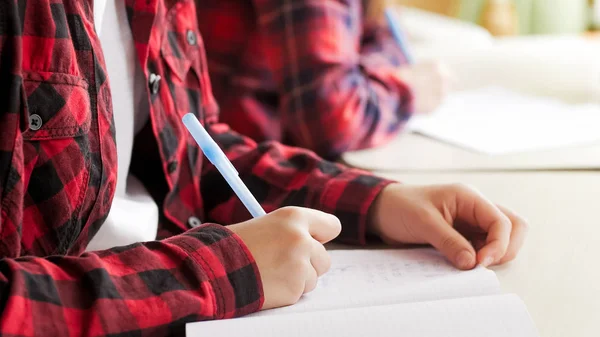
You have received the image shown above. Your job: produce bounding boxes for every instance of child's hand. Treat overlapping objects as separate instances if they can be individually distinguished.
[369,184,528,270]
[228,207,341,310]
[397,61,453,114]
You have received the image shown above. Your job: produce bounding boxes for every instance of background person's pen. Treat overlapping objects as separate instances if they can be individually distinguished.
[385,8,414,64]
[182,113,267,218]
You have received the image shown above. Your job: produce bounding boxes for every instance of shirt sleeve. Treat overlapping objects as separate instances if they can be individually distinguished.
[251,0,414,159]
[0,224,263,336]
[201,122,395,245]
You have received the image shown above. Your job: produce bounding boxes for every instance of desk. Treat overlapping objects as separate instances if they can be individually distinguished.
[360,171,599,337]
[337,34,599,336]
[344,36,600,172]
[342,133,600,172]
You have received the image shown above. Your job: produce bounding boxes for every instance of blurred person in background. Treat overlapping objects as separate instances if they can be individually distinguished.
[198,0,452,159]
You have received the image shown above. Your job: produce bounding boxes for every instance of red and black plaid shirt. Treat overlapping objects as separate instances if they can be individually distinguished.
[0,0,393,335]
[198,0,414,159]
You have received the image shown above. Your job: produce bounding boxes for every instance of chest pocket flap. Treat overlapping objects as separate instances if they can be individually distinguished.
[22,72,91,141]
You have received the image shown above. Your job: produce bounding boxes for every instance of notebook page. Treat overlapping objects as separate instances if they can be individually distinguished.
[409,87,600,154]
[188,294,539,337]
[250,249,500,317]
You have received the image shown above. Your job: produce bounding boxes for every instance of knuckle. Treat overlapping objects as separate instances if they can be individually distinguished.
[320,253,332,274]
[275,208,309,235]
[287,228,310,249]
[285,283,305,305]
[304,279,317,294]
[303,261,318,294]
[276,206,305,221]
[449,183,478,196]
[289,259,307,278]
[450,182,469,192]
[440,235,459,252]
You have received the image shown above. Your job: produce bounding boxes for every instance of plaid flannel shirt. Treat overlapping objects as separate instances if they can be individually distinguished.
[198,0,414,159]
[0,0,393,335]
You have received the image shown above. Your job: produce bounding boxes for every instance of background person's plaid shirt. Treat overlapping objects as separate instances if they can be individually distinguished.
[198,0,414,159]
[0,0,394,335]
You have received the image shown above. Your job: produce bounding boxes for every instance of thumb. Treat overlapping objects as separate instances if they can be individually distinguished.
[306,209,342,244]
[427,216,477,270]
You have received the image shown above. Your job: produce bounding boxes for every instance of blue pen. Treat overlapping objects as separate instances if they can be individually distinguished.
[385,8,414,64]
[182,113,266,218]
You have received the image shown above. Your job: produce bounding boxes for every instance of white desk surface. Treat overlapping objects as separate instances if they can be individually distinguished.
[342,35,600,173]
[334,171,600,337]
[342,133,600,172]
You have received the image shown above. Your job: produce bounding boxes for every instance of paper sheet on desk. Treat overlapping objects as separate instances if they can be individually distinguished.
[187,249,539,337]
[250,249,500,317]
[192,294,538,337]
[408,87,600,155]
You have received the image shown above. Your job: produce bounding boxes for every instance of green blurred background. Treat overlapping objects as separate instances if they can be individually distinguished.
[395,0,597,35]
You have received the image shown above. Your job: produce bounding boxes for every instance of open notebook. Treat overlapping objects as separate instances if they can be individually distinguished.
[187,249,539,337]
[408,87,600,155]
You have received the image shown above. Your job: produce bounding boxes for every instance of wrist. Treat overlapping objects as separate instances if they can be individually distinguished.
[367,183,396,238]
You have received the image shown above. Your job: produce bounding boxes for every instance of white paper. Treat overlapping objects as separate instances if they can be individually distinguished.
[188,294,539,337]
[250,249,500,317]
[399,7,493,48]
[409,87,600,154]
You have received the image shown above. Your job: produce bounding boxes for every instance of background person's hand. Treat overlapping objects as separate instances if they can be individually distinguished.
[397,61,454,114]
[368,184,528,270]
[228,207,341,310]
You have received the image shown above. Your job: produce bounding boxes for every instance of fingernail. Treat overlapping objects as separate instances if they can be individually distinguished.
[457,251,474,269]
[481,257,494,267]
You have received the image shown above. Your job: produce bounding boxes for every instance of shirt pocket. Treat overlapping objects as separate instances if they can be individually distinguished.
[0,71,94,257]
[21,72,92,140]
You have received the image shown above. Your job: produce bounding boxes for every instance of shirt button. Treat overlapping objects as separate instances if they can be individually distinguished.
[167,161,178,173]
[188,216,202,228]
[149,73,161,95]
[29,114,42,131]
[186,30,197,46]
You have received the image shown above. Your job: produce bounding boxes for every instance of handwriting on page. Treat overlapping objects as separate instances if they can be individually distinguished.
[320,259,455,288]
[251,249,500,317]
[319,249,459,289]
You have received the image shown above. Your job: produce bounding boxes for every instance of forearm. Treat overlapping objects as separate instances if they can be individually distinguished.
[253,0,413,158]
[279,65,413,158]
[202,123,396,244]
[0,224,262,336]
